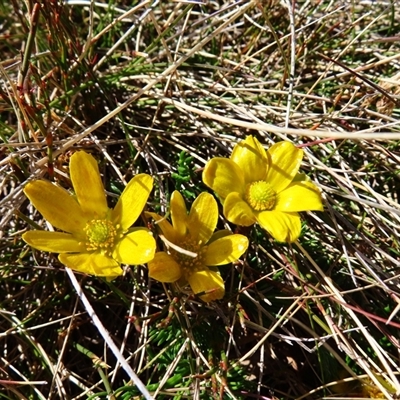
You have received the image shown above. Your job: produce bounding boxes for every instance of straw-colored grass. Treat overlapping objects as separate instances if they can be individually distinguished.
[1,1,400,399]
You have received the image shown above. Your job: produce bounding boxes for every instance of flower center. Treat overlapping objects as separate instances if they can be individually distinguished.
[245,180,276,211]
[84,219,118,254]
[170,238,206,280]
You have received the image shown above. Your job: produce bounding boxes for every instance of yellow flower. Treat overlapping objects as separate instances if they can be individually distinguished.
[202,136,323,242]
[22,151,156,278]
[146,191,249,302]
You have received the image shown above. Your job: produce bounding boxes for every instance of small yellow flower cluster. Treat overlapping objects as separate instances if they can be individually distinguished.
[203,136,324,243]
[23,136,323,302]
[146,191,249,302]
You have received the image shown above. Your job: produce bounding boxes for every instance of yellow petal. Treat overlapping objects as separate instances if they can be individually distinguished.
[257,210,301,242]
[24,180,86,235]
[202,158,245,200]
[275,180,323,212]
[208,229,232,244]
[145,211,177,243]
[23,231,84,253]
[111,174,153,231]
[224,192,256,226]
[266,142,303,193]
[231,136,268,183]
[70,151,108,218]
[147,252,182,282]
[113,229,156,265]
[59,252,123,277]
[188,192,218,244]
[205,234,248,266]
[170,191,188,238]
[188,269,225,302]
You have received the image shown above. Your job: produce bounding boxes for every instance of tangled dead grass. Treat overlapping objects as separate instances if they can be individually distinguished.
[1,1,400,399]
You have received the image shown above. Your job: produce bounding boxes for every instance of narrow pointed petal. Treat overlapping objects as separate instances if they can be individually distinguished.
[205,234,248,266]
[170,191,188,238]
[145,212,177,243]
[24,180,86,235]
[257,210,301,243]
[23,231,84,253]
[188,192,218,244]
[70,151,108,218]
[111,174,153,230]
[147,252,182,282]
[231,136,268,183]
[266,142,303,193]
[59,252,123,277]
[224,192,256,226]
[275,180,323,212]
[188,269,225,302]
[113,229,156,265]
[203,158,245,200]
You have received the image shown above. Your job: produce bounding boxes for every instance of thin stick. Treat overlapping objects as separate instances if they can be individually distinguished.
[66,268,154,400]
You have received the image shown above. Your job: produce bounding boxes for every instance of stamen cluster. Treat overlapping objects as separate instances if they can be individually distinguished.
[170,238,207,280]
[83,219,118,254]
[245,180,276,211]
